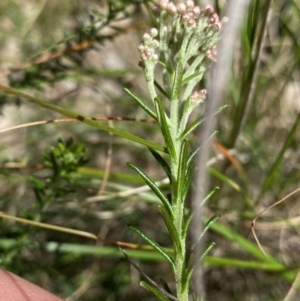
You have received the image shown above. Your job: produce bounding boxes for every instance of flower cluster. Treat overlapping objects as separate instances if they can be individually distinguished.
[138,28,160,64]
[153,0,222,29]
[138,0,223,65]
[190,89,207,105]
[138,0,224,111]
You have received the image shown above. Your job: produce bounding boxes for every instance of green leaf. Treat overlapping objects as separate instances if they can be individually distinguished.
[129,225,175,269]
[154,80,170,99]
[177,116,204,141]
[171,61,184,100]
[178,105,228,141]
[154,97,176,159]
[200,241,216,261]
[200,186,220,206]
[159,278,172,295]
[187,145,200,167]
[158,205,182,257]
[176,139,189,202]
[181,266,193,295]
[123,87,157,120]
[126,162,174,217]
[196,214,221,243]
[140,281,172,301]
[182,211,192,239]
[149,149,172,183]
[187,131,219,169]
[182,162,194,201]
[182,68,205,85]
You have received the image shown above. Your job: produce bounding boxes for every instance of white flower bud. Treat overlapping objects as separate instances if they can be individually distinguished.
[186,0,194,9]
[142,33,152,43]
[150,39,160,49]
[150,28,159,38]
[152,54,159,61]
[138,44,145,52]
[192,6,200,15]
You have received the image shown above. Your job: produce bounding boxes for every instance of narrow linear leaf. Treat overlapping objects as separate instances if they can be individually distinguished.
[120,248,178,301]
[182,211,192,239]
[154,80,170,99]
[181,266,193,295]
[149,149,172,183]
[187,130,218,168]
[123,87,157,120]
[177,116,204,141]
[182,162,194,201]
[154,97,176,159]
[0,84,165,153]
[140,281,173,301]
[200,186,220,206]
[126,162,174,217]
[187,145,200,167]
[129,225,175,269]
[178,105,228,141]
[158,205,182,257]
[176,139,189,202]
[197,214,221,242]
[200,241,216,261]
[171,61,184,100]
[182,68,204,84]
[160,278,172,295]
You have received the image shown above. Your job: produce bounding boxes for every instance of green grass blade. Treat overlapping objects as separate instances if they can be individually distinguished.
[0,84,165,153]
[260,111,300,196]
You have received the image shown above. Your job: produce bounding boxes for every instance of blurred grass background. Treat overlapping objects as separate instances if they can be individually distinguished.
[0,0,300,300]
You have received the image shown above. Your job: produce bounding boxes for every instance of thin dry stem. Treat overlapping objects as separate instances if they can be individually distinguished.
[251,187,300,257]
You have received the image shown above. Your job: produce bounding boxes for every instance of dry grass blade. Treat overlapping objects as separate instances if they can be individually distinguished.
[251,187,300,257]
[0,117,156,134]
[283,272,300,301]
[0,211,141,249]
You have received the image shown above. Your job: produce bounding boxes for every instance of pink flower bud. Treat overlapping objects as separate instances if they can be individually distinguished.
[159,0,169,10]
[145,47,154,57]
[176,3,186,13]
[167,2,177,15]
[182,12,190,22]
[152,5,160,15]
[204,5,214,17]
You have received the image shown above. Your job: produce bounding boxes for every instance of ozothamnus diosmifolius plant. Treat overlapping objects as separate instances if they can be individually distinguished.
[124,1,224,300]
